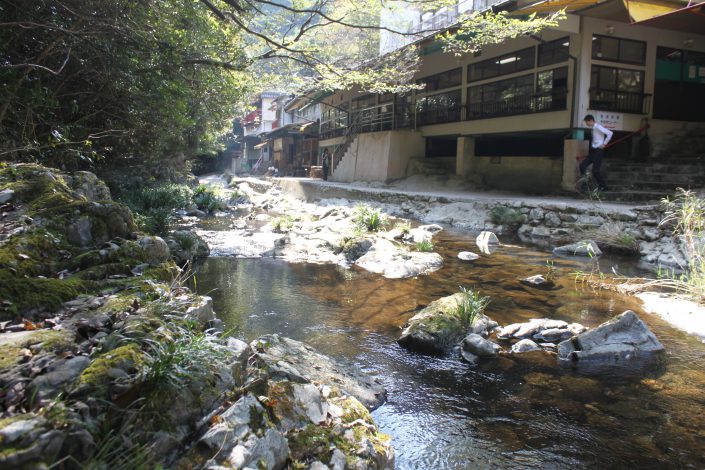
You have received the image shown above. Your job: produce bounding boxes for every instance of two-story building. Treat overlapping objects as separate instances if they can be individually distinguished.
[236,91,287,173]
[316,0,705,194]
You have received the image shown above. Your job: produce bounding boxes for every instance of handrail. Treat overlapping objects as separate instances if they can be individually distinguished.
[605,124,649,149]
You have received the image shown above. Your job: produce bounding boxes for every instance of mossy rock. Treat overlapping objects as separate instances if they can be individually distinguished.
[0,330,75,369]
[0,273,88,320]
[0,228,67,278]
[78,343,145,389]
[397,293,469,354]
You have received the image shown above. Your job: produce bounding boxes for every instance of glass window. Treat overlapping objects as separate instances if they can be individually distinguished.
[538,37,570,67]
[417,67,462,92]
[415,89,462,125]
[592,35,646,65]
[468,47,536,82]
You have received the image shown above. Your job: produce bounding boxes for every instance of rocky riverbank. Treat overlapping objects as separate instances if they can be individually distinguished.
[0,164,392,469]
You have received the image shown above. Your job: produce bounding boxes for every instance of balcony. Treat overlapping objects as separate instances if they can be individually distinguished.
[467,90,569,119]
[589,89,652,115]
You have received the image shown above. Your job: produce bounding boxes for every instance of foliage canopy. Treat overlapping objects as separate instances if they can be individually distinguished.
[0,0,562,170]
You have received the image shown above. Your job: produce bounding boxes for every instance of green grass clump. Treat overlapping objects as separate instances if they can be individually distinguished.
[141,322,228,390]
[272,215,295,233]
[394,221,411,234]
[455,287,490,327]
[659,189,705,300]
[192,184,227,214]
[414,239,434,252]
[354,205,387,233]
[119,183,192,235]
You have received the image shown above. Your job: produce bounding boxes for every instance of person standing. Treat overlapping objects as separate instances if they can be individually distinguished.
[580,114,613,192]
[321,148,330,181]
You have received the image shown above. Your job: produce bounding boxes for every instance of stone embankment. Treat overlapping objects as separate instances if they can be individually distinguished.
[0,164,392,469]
[275,178,685,271]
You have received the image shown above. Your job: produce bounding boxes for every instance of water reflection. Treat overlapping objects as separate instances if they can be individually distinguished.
[192,231,705,469]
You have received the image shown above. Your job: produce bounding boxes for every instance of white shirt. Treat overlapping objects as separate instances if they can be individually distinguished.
[590,122,613,148]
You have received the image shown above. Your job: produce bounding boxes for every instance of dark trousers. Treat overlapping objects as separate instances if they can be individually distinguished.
[579,147,607,189]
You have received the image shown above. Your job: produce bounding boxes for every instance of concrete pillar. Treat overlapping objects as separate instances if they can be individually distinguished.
[562,139,589,191]
[456,136,475,177]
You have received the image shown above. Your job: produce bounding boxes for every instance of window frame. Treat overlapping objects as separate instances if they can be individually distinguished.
[592,35,647,66]
[468,47,536,82]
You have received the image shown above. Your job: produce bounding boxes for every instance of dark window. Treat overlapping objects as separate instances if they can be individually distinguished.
[417,67,462,92]
[468,74,534,118]
[352,94,376,109]
[416,89,462,125]
[537,66,568,93]
[590,64,646,113]
[591,65,643,93]
[538,37,570,67]
[592,35,646,65]
[469,47,536,82]
[654,46,705,121]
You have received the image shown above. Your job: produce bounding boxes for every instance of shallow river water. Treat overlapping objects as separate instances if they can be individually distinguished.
[191,229,705,469]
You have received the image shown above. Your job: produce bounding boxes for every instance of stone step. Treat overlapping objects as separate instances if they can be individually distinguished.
[599,190,667,203]
[605,163,705,174]
[605,180,697,191]
[605,171,702,184]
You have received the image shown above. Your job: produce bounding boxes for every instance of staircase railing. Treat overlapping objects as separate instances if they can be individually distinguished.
[330,112,363,176]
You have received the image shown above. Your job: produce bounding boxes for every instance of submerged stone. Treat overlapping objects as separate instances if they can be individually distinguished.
[553,240,602,257]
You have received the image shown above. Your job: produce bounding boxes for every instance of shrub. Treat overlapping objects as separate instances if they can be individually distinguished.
[455,287,490,327]
[489,205,523,226]
[354,205,387,232]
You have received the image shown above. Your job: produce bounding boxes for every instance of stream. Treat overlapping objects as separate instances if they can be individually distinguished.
[190,227,705,469]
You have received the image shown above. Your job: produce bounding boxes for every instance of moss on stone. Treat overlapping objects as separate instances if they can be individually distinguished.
[0,228,67,278]
[0,330,74,369]
[79,343,145,387]
[0,273,88,320]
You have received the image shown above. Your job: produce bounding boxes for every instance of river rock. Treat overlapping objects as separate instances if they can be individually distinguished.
[200,394,266,456]
[476,231,499,254]
[28,356,92,400]
[398,293,491,354]
[65,171,112,201]
[164,230,210,265]
[497,318,572,340]
[0,188,15,204]
[250,334,386,410]
[534,328,573,343]
[557,311,664,367]
[226,337,251,385]
[520,274,555,290]
[511,339,541,353]
[185,295,215,324]
[553,240,602,257]
[461,333,501,357]
[458,251,480,261]
[138,235,170,265]
[227,428,289,470]
[355,238,443,279]
[67,217,94,247]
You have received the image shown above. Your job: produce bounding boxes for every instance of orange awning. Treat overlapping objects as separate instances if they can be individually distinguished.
[624,0,705,22]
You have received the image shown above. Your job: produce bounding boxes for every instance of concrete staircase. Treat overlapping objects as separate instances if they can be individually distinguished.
[602,158,705,202]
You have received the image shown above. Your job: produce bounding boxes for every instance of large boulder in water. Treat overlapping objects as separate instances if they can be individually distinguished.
[398,293,492,354]
[557,311,664,368]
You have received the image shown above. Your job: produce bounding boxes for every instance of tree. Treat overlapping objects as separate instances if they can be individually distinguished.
[0,0,562,170]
